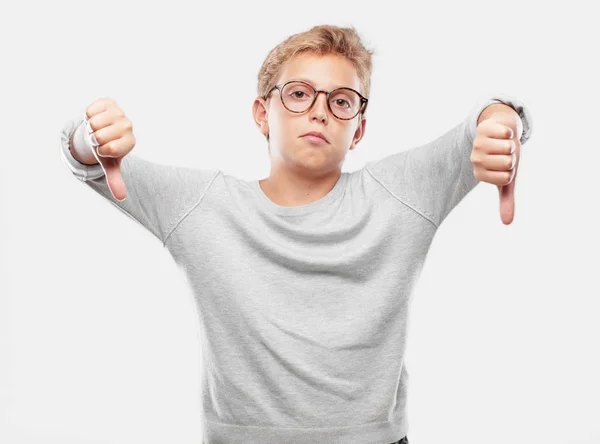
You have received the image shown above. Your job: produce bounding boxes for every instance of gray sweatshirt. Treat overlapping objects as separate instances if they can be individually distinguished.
[59,96,532,444]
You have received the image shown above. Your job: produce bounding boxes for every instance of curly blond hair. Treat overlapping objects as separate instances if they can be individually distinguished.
[257,24,375,142]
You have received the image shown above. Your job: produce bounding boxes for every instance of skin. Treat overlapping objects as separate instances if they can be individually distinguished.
[74,61,524,225]
[475,104,524,225]
[252,52,367,207]
[251,53,525,225]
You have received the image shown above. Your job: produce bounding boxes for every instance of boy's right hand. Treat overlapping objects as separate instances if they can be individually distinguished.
[83,97,136,201]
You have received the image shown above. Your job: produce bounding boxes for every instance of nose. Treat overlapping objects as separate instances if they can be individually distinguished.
[310,91,329,121]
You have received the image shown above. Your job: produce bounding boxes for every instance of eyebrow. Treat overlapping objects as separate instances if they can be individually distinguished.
[288,78,350,90]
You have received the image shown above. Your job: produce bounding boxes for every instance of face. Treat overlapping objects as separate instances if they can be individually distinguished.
[253,52,367,176]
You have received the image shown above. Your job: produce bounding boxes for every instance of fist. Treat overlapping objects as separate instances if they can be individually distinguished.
[472,112,523,225]
[85,97,136,201]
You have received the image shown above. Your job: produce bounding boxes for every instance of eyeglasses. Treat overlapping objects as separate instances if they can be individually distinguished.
[264,80,368,120]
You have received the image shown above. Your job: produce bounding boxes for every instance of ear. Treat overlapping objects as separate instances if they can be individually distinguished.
[252,97,270,138]
[349,116,367,151]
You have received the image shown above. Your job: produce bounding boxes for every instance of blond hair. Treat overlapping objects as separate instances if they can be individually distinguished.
[257,24,375,142]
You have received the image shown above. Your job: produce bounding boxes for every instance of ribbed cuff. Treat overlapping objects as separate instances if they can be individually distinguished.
[468,94,533,146]
[59,118,105,182]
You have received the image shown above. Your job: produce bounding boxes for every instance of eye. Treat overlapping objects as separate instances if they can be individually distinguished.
[335,98,350,108]
[292,91,307,99]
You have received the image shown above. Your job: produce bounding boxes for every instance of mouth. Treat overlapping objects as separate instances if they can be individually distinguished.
[300,132,329,144]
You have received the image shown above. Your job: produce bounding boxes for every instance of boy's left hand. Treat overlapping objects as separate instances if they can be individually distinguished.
[472,111,523,225]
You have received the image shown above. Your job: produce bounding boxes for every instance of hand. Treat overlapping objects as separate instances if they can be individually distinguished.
[472,111,523,225]
[85,98,136,201]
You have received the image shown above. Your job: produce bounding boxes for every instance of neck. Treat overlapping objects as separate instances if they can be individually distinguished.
[258,168,341,207]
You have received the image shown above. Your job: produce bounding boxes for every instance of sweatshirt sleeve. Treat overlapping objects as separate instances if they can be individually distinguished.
[365,95,533,228]
[59,118,220,247]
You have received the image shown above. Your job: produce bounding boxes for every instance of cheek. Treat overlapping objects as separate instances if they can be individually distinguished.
[268,113,292,138]
[332,128,353,146]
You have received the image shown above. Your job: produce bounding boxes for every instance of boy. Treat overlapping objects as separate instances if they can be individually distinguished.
[60,24,532,444]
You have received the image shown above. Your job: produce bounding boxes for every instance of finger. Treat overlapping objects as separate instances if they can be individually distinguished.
[85,97,117,120]
[476,169,514,186]
[94,126,132,156]
[498,176,515,225]
[86,106,126,135]
[479,119,514,140]
[474,135,515,155]
[480,152,517,171]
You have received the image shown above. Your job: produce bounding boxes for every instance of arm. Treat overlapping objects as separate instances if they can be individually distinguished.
[365,95,533,228]
[60,118,220,247]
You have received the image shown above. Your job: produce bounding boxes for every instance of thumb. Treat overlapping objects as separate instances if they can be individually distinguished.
[85,126,128,202]
[497,175,515,225]
[102,157,127,201]
[91,148,126,201]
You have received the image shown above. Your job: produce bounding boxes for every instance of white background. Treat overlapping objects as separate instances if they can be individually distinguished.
[1,0,599,443]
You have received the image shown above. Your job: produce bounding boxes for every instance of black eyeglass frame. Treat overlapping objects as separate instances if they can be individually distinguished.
[264,79,369,121]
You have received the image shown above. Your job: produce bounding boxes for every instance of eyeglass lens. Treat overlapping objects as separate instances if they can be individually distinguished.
[281,81,361,119]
